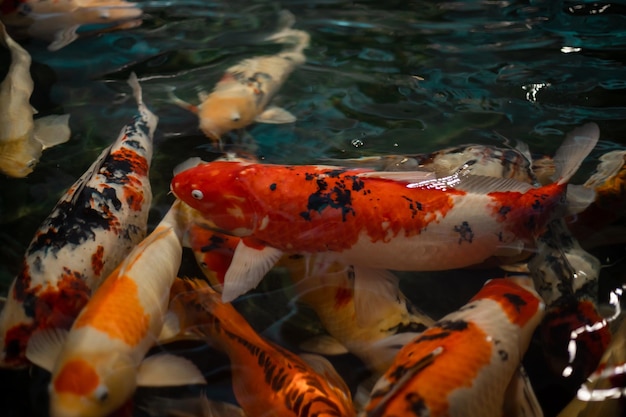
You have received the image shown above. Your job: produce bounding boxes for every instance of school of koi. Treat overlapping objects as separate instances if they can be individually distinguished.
[0,4,625,417]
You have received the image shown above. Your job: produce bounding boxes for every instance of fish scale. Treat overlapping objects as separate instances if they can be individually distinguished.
[0,73,158,368]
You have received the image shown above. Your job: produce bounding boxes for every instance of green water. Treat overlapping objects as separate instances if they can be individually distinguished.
[1,0,626,416]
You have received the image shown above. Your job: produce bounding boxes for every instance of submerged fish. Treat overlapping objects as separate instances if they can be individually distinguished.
[0,0,144,51]
[363,276,545,417]
[0,73,156,368]
[0,21,70,177]
[25,201,205,417]
[171,10,309,145]
[168,277,356,417]
[141,393,247,417]
[179,208,434,375]
[171,123,599,302]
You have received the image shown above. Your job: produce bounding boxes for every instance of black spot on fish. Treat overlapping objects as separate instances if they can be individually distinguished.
[405,392,429,417]
[498,349,509,361]
[402,196,422,219]
[200,234,227,253]
[389,364,409,382]
[414,331,450,342]
[348,175,365,191]
[269,183,277,191]
[387,321,428,334]
[439,319,469,332]
[123,139,145,151]
[305,173,315,181]
[499,205,511,219]
[503,292,527,313]
[303,176,355,222]
[454,221,474,244]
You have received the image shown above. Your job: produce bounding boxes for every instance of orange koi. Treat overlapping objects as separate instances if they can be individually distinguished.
[363,276,545,417]
[0,73,155,368]
[168,277,356,417]
[170,123,599,302]
[1,0,143,51]
[24,201,205,417]
[0,21,70,177]
[170,10,309,145]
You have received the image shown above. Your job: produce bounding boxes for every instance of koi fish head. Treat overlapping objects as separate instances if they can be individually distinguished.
[171,161,257,236]
[0,136,42,178]
[198,95,256,141]
[49,353,136,417]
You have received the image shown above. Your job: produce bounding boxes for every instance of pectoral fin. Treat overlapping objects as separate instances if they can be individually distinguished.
[221,238,283,302]
[33,114,71,149]
[255,106,296,124]
[25,328,68,372]
[503,365,544,417]
[353,267,402,328]
[299,334,350,356]
[137,353,206,387]
[48,25,80,51]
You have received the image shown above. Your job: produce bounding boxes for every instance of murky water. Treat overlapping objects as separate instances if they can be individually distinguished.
[1,1,626,416]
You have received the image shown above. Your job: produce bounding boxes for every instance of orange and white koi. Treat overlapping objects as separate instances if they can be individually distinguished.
[168,277,356,417]
[362,276,545,417]
[0,73,156,368]
[0,21,70,177]
[170,10,309,145]
[0,0,143,51]
[24,201,205,417]
[171,123,599,302]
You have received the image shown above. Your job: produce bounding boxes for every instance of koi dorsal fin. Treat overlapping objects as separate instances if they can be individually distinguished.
[553,122,600,185]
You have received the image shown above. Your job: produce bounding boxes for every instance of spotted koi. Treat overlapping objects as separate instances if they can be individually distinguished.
[0,73,157,368]
[178,203,434,375]
[171,123,599,302]
[24,200,205,417]
[170,10,309,145]
[168,277,356,417]
[362,276,545,417]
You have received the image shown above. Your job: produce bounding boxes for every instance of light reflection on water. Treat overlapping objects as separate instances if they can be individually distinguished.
[1,0,626,416]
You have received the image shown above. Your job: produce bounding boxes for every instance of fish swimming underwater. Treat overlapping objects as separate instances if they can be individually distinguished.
[170,10,309,145]
[25,201,206,417]
[0,0,144,51]
[362,276,545,417]
[0,73,156,368]
[0,21,70,177]
[168,277,356,417]
[171,123,599,302]
[178,207,434,375]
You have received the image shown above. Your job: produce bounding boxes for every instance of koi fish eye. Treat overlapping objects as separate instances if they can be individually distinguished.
[93,385,109,402]
[191,189,204,200]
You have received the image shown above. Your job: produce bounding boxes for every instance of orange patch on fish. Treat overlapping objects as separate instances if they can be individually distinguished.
[122,175,145,211]
[187,226,238,287]
[471,279,541,327]
[369,320,492,416]
[91,245,105,276]
[74,273,149,346]
[54,358,100,395]
[334,286,353,309]
[111,148,149,178]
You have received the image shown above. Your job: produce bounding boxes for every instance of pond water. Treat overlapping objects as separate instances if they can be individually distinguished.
[1,0,626,416]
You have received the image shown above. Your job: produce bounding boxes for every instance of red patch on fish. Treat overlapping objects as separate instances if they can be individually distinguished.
[112,148,149,178]
[187,227,238,286]
[3,323,35,366]
[172,162,464,253]
[471,279,542,327]
[36,269,91,330]
[91,245,105,276]
[334,286,353,309]
[54,358,100,395]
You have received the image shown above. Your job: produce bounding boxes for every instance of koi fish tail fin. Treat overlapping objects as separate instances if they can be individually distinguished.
[552,122,600,185]
[127,72,159,137]
[265,11,310,58]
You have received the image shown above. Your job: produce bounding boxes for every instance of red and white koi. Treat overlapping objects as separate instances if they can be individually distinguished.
[24,200,205,417]
[171,123,599,302]
[0,73,156,368]
[0,21,70,177]
[1,0,143,51]
[168,277,356,417]
[362,276,545,417]
[170,10,309,145]
[178,207,434,375]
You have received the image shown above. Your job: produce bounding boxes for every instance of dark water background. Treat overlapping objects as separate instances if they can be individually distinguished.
[1,0,626,416]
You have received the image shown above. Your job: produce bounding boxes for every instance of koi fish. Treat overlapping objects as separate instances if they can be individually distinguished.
[557,305,626,417]
[0,73,156,368]
[170,10,309,145]
[0,21,70,177]
[362,276,545,417]
[0,0,143,51]
[171,123,599,302]
[168,277,356,417]
[178,209,434,375]
[25,201,206,417]
[323,142,541,184]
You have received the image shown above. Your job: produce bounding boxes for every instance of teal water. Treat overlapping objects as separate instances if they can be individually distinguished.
[1,1,626,416]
